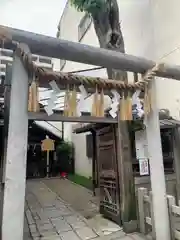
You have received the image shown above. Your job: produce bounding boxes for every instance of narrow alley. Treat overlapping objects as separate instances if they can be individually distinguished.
[24,180,146,240]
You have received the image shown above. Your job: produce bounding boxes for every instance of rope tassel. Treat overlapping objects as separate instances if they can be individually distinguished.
[125,92,133,121]
[28,80,40,112]
[119,92,126,121]
[64,87,70,117]
[91,86,98,117]
[98,89,105,117]
[144,84,152,116]
[69,86,77,117]
[28,83,33,112]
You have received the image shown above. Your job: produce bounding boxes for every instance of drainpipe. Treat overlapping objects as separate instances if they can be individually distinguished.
[62,122,64,141]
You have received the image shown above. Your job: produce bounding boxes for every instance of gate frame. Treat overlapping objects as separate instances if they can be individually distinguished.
[0,25,176,240]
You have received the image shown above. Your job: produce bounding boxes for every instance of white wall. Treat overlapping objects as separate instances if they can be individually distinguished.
[35,121,62,138]
[151,0,180,119]
[72,132,92,178]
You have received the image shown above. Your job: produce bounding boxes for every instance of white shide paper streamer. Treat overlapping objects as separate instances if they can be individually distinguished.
[109,90,120,118]
[49,80,61,95]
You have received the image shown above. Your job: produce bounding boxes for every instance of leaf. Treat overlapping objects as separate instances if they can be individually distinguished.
[70,0,107,14]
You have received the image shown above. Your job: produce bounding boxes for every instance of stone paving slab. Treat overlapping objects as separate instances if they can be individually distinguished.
[64,215,87,229]
[59,230,80,240]
[75,226,97,239]
[130,233,149,240]
[86,214,122,237]
[51,218,72,233]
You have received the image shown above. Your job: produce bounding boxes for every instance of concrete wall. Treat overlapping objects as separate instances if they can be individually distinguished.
[151,0,180,120]
[63,122,92,178]
[58,0,180,176]
[72,132,92,178]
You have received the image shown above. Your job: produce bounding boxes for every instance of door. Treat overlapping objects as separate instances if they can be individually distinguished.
[96,124,121,224]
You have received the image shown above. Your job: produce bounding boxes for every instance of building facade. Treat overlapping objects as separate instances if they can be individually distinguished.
[58,0,180,117]
[57,0,180,178]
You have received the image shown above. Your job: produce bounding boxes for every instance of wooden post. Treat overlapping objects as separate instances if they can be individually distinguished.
[92,130,96,196]
[46,150,50,178]
[145,78,171,240]
[137,187,147,234]
[172,128,180,203]
[1,64,12,184]
[1,44,29,240]
[116,120,137,232]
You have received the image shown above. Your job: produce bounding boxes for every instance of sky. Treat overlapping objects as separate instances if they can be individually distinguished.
[0,0,67,36]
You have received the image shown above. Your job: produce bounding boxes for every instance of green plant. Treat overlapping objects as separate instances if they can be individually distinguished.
[68,174,93,190]
[56,141,73,158]
[70,0,108,14]
[130,120,145,132]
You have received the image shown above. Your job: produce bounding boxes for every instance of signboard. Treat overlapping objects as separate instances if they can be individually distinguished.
[41,137,55,178]
[41,138,55,152]
[139,158,149,176]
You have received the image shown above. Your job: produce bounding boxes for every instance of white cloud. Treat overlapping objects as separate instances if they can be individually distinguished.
[0,0,67,36]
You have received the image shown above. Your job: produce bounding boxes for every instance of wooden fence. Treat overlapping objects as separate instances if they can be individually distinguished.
[138,187,180,240]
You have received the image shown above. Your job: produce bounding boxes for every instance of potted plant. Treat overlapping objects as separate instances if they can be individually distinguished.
[56,141,74,174]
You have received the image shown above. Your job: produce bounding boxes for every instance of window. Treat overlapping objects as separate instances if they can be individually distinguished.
[32,56,38,62]
[161,128,174,173]
[0,60,12,65]
[0,66,5,73]
[39,57,52,65]
[0,49,13,57]
[132,128,174,176]
[86,133,93,158]
[78,13,92,42]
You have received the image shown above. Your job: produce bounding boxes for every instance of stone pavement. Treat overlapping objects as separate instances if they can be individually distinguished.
[25,180,147,240]
[42,178,99,219]
[24,213,32,240]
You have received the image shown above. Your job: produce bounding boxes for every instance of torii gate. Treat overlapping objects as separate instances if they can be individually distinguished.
[1,25,179,240]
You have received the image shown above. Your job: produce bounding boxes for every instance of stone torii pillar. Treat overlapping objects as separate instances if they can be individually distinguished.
[1,44,29,240]
[146,79,171,240]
